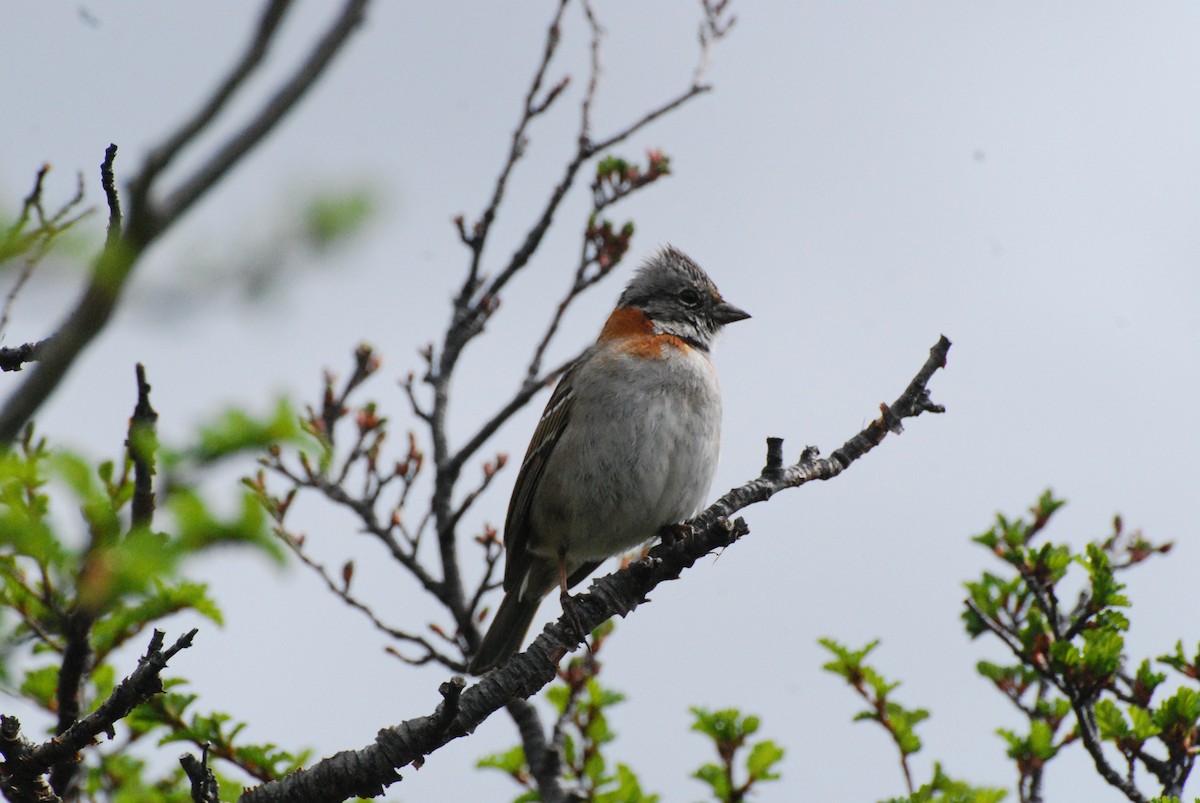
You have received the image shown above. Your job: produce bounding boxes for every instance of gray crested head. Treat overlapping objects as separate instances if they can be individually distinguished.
[618,246,750,350]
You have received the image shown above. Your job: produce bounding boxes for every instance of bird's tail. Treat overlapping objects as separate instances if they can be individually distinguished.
[469,592,541,674]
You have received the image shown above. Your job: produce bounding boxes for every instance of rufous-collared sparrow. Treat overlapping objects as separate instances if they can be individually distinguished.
[468,246,749,673]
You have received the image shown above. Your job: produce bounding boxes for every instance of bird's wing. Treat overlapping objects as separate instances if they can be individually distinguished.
[502,362,578,593]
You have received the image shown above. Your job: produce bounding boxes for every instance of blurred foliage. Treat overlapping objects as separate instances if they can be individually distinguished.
[0,402,310,796]
[824,492,1196,803]
[299,188,376,252]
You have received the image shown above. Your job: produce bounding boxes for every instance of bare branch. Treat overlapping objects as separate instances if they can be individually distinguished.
[0,339,50,373]
[0,145,130,446]
[180,745,221,803]
[695,0,737,87]
[457,0,571,285]
[449,356,574,476]
[127,363,159,530]
[507,699,568,803]
[100,142,122,246]
[420,1,734,650]
[578,0,603,144]
[156,0,370,229]
[277,529,461,669]
[1,165,94,336]
[132,0,295,199]
[0,0,372,445]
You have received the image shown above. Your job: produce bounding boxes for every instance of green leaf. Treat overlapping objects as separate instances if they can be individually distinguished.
[170,488,283,562]
[78,527,177,611]
[476,745,526,774]
[545,683,570,715]
[745,739,784,782]
[583,748,607,786]
[20,665,60,710]
[51,452,121,545]
[1158,640,1200,678]
[302,189,376,249]
[1154,687,1200,740]
[1129,705,1162,741]
[595,763,658,803]
[819,637,879,679]
[178,400,304,465]
[1028,720,1057,760]
[692,763,730,800]
[1094,699,1129,740]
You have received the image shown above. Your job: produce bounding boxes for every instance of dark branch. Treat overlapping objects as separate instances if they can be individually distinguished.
[458,0,570,284]
[48,610,94,798]
[100,143,122,246]
[0,339,50,373]
[132,0,295,199]
[0,716,61,803]
[128,363,159,530]
[156,0,370,230]
[507,699,568,803]
[32,630,196,771]
[448,357,574,476]
[181,745,222,803]
[278,530,460,667]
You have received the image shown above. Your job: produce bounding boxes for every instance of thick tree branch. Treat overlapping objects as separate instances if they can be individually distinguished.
[239,335,950,802]
[507,699,568,803]
[48,610,93,798]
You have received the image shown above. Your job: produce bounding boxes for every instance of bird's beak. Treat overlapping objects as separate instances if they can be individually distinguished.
[713,300,751,325]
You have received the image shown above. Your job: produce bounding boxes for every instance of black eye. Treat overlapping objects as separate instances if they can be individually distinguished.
[678,288,702,308]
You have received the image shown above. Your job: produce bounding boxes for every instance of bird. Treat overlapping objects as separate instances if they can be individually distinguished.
[468,245,749,674]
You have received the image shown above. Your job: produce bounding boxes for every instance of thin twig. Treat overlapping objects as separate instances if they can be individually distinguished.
[277,529,460,667]
[1,165,94,334]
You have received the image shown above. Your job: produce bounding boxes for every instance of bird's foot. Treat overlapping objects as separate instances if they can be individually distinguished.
[658,522,694,546]
[559,589,593,653]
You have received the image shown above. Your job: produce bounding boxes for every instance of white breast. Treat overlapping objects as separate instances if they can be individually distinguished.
[529,341,722,565]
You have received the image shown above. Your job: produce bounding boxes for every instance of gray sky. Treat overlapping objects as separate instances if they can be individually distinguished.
[4,2,1200,800]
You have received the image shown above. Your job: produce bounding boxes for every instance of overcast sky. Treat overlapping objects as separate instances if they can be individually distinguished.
[4,2,1200,800]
